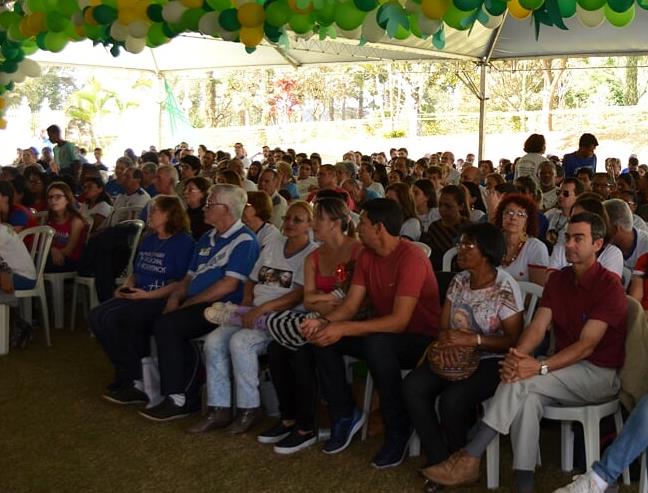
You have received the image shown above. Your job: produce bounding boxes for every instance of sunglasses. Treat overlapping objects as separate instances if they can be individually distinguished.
[561,191,571,198]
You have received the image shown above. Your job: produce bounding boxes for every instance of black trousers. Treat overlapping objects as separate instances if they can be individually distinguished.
[403,357,501,466]
[266,341,318,431]
[153,302,214,397]
[89,297,167,386]
[313,332,432,439]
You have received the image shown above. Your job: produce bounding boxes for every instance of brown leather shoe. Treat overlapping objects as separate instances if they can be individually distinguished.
[186,407,232,434]
[226,407,264,434]
[422,450,480,486]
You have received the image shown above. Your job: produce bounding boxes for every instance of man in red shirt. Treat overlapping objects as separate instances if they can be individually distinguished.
[302,198,441,469]
[423,212,627,493]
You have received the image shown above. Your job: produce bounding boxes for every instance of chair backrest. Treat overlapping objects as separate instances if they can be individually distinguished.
[619,296,648,411]
[34,210,49,225]
[18,226,55,284]
[111,206,143,225]
[413,241,432,258]
[442,246,457,272]
[516,281,544,326]
[622,267,632,290]
[119,219,146,279]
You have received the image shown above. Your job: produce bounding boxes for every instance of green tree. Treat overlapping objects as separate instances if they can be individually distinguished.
[6,66,77,111]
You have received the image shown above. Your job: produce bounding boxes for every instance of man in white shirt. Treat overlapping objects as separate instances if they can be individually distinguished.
[234,143,251,168]
[359,162,385,197]
[110,168,151,226]
[604,198,648,271]
[258,168,287,229]
[441,151,460,185]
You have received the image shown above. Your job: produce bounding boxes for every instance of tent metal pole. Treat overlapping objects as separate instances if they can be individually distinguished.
[478,62,487,163]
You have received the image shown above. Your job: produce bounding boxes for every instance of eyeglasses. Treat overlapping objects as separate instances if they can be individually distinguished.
[561,191,572,197]
[184,187,201,193]
[457,241,477,250]
[204,200,227,209]
[282,215,307,224]
[503,209,528,219]
[47,194,66,201]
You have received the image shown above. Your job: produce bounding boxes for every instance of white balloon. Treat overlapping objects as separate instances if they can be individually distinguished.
[417,14,441,34]
[128,21,150,39]
[125,36,147,54]
[162,1,188,24]
[20,59,42,78]
[361,11,385,42]
[337,26,362,39]
[11,71,26,84]
[577,4,604,27]
[218,28,239,41]
[405,0,421,13]
[110,22,130,42]
[198,11,222,36]
[0,73,11,86]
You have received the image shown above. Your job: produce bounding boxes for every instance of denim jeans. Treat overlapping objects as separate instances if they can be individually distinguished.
[204,325,272,409]
[12,274,36,290]
[592,394,648,484]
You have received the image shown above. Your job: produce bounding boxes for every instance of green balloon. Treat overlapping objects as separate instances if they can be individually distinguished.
[147,4,164,22]
[393,24,410,39]
[26,0,45,13]
[85,24,103,40]
[454,0,482,11]
[35,32,48,49]
[408,13,425,37]
[264,23,282,41]
[147,23,168,46]
[289,13,313,33]
[557,0,576,17]
[46,11,69,32]
[484,0,506,15]
[7,22,27,42]
[518,0,544,9]
[93,5,118,24]
[58,0,79,16]
[0,12,20,29]
[265,1,291,26]
[315,2,336,25]
[207,0,232,10]
[181,8,205,31]
[606,0,632,13]
[637,0,648,10]
[576,0,605,11]
[2,61,18,73]
[44,31,68,53]
[334,1,366,30]
[22,41,39,56]
[604,2,634,24]
[162,22,180,38]
[443,4,476,29]
[1,43,19,60]
[219,8,241,31]
[354,0,378,12]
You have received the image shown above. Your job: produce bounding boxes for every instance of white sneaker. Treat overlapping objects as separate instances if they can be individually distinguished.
[204,302,237,325]
[553,472,607,493]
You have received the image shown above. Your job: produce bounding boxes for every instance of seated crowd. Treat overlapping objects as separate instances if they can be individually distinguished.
[5,128,648,493]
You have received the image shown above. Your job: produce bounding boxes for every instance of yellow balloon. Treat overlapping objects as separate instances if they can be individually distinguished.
[421,0,450,19]
[84,7,99,25]
[89,0,102,6]
[0,119,8,130]
[507,0,531,18]
[239,25,264,46]
[238,3,265,27]
[0,98,6,111]
[119,7,139,24]
[180,0,204,7]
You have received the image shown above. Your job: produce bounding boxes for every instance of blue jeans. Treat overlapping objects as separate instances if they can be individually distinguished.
[12,274,36,290]
[204,325,272,409]
[592,394,648,484]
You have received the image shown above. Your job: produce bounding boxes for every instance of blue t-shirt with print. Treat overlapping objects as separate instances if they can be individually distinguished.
[133,232,195,291]
[186,221,259,300]
[105,179,124,198]
[562,152,597,177]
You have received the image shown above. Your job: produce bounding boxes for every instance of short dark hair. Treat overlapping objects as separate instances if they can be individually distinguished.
[180,155,201,172]
[127,168,143,182]
[461,223,506,268]
[361,198,403,237]
[576,167,594,179]
[523,133,545,154]
[569,211,606,242]
[579,133,599,148]
[562,177,584,195]
[141,151,159,164]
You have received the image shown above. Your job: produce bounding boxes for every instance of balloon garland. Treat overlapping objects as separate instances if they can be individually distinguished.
[0,0,642,127]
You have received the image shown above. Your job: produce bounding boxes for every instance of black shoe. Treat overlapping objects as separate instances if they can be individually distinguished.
[102,385,148,405]
[274,430,317,455]
[225,407,264,434]
[322,408,365,455]
[139,397,199,422]
[257,421,294,444]
[371,431,412,470]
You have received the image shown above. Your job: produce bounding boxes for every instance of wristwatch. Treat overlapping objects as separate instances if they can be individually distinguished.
[539,362,549,376]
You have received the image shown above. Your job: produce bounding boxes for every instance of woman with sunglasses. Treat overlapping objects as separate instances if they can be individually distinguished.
[191,201,317,436]
[494,193,549,286]
[44,182,86,273]
[404,223,523,490]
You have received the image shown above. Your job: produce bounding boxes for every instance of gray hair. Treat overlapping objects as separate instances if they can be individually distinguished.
[335,160,356,179]
[158,164,178,187]
[141,161,158,175]
[603,198,633,231]
[210,183,247,219]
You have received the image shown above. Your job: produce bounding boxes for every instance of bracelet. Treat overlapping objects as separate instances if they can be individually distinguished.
[476,334,482,347]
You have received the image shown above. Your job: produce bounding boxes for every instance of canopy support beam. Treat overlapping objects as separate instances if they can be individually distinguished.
[477,61,487,163]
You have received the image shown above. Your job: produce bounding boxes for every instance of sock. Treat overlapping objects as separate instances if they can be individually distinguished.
[464,422,498,458]
[253,313,270,331]
[169,393,185,407]
[133,379,144,392]
[591,471,608,490]
[229,305,253,326]
[514,470,534,493]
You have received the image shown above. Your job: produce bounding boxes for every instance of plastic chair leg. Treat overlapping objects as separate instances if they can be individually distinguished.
[560,421,575,472]
[486,434,500,490]
[361,373,373,441]
[613,409,631,485]
[50,278,65,329]
[409,432,420,457]
[20,297,32,324]
[640,452,647,493]
[0,304,9,355]
[582,412,601,475]
[39,292,51,346]
[70,282,79,332]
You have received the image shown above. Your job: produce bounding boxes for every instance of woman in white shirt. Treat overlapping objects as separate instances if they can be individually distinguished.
[0,223,36,290]
[514,133,546,184]
[386,182,422,241]
[80,177,113,233]
[413,179,440,232]
[494,193,549,285]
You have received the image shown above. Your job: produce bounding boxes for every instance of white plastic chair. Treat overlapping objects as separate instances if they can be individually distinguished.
[43,271,76,329]
[110,206,143,226]
[34,210,49,225]
[0,303,9,355]
[516,281,544,326]
[413,241,431,258]
[641,451,647,493]
[70,219,145,331]
[15,226,55,346]
[442,247,457,272]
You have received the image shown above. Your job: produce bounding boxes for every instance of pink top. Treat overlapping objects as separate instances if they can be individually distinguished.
[48,217,85,262]
[311,242,361,293]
